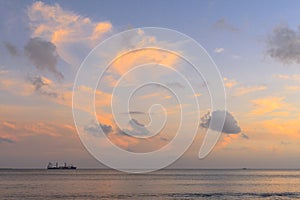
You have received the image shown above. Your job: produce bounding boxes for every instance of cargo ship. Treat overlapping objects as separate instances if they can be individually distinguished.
[47,162,77,170]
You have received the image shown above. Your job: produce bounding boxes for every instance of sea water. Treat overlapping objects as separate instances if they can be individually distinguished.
[1,169,300,199]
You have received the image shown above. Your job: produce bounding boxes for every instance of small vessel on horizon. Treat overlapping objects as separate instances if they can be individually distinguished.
[47,162,77,170]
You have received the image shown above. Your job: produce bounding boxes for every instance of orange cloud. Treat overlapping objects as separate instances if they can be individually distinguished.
[107,132,139,150]
[0,121,76,142]
[72,85,112,113]
[223,77,238,88]
[110,48,179,75]
[51,29,70,44]
[234,85,267,96]
[215,134,240,149]
[274,74,300,81]
[91,22,112,41]
[260,118,300,139]
[251,96,289,116]
[2,121,16,130]
[0,77,35,96]
[285,85,300,91]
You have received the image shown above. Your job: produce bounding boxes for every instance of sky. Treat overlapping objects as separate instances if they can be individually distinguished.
[1,0,300,169]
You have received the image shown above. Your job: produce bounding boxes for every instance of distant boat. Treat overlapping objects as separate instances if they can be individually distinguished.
[47,162,77,170]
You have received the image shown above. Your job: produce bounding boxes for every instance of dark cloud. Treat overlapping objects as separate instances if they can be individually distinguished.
[129,118,145,127]
[29,76,48,91]
[241,133,249,139]
[28,76,59,98]
[213,18,238,32]
[127,119,149,136]
[0,137,15,144]
[4,42,18,56]
[24,38,63,80]
[84,122,112,136]
[114,119,150,138]
[266,25,300,64]
[200,110,241,134]
[84,119,150,138]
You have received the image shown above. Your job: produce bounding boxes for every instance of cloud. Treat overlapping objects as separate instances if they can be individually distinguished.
[200,110,241,134]
[122,119,150,137]
[251,96,289,116]
[73,85,112,120]
[266,25,300,64]
[108,129,139,150]
[84,121,112,136]
[281,141,291,145]
[4,42,18,56]
[83,121,141,149]
[274,74,300,81]
[260,117,300,139]
[121,111,147,115]
[28,75,59,98]
[233,85,267,96]
[285,85,300,91]
[166,82,185,89]
[111,48,179,75]
[29,76,52,90]
[232,55,242,60]
[0,137,14,144]
[241,133,249,140]
[27,1,112,65]
[213,18,238,32]
[214,48,225,53]
[24,37,63,80]
[223,77,238,88]
[0,69,9,75]
[91,22,113,41]
[0,77,35,96]
[2,121,16,130]
[0,121,68,139]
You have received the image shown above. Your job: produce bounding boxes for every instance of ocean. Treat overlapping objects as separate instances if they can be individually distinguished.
[1,169,300,199]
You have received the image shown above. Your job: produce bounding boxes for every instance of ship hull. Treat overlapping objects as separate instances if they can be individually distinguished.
[47,167,77,170]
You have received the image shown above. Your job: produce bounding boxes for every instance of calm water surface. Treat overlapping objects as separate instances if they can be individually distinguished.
[1,169,300,199]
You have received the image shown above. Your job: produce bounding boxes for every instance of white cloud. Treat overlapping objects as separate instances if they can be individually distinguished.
[232,55,242,60]
[214,47,224,53]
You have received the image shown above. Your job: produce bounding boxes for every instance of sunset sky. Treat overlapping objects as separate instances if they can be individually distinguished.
[1,0,300,169]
